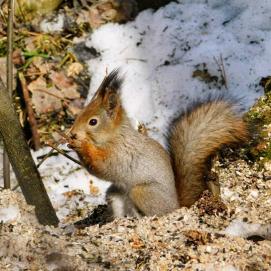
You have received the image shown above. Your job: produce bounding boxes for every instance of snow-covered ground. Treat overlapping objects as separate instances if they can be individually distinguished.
[2,0,271,223]
[86,0,269,144]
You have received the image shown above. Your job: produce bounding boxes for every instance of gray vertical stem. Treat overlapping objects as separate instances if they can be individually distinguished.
[3,0,14,189]
[0,81,59,226]
[3,151,10,188]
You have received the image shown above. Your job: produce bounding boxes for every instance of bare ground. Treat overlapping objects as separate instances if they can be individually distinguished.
[0,156,270,271]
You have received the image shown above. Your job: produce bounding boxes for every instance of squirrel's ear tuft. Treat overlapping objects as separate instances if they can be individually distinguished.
[93,68,124,100]
[95,69,124,116]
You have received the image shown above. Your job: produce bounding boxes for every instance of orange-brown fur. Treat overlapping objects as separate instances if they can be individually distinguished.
[80,140,109,173]
[169,100,248,207]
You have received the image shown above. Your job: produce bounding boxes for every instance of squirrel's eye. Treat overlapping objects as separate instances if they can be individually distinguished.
[89,118,98,126]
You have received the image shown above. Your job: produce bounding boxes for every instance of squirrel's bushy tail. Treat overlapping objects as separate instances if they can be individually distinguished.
[169,99,248,207]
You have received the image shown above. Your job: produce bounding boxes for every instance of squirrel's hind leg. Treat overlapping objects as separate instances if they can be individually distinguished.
[106,184,142,219]
[129,183,179,216]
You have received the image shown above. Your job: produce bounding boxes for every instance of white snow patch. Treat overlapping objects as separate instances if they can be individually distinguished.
[248,189,259,200]
[221,187,240,202]
[85,0,268,145]
[31,146,109,221]
[224,219,271,240]
[0,205,20,223]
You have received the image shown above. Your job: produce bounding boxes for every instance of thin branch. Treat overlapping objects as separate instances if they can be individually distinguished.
[12,144,82,191]
[34,88,66,100]
[126,58,147,63]
[12,147,59,191]
[45,142,82,166]
[57,131,70,141]
[37,148,56,168]
[0,77,59,225]
[16,0,27,23]
[33,88,72,112]
[3,0,15,189]
[213,54,228,90]
[219,54,228,90]
[19,72,41,150]
[3,152,10,189]
[7,0,14,98]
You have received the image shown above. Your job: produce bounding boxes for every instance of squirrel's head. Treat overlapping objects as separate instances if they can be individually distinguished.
[69,69,125,146]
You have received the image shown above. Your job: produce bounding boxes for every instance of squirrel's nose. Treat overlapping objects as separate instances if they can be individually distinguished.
[70,133,77,140]
[68,128,77,140]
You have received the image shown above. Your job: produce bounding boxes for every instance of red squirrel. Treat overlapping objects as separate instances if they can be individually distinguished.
[68,69,248,220]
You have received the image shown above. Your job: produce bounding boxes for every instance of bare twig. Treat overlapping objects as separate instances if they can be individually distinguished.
[35,88,66,101]
[0,8,7,26]
[0,79,10,187]
[19,72,41,150]
[219,54,228,89]
[37,148,56,168]
[16,0,27,23]
[57,131,70,141]
[11,183,20,191]
[0,73,59,225]
[24,71,46,77]
[214,54,228,90]
[34,88,71,111]
[7,0,14,98]
[3,152,10,189]
[12,147,55,191]
[12,143,82,191]
[126,58,147,63]
[45,142,82,166]
[3,0,15,189]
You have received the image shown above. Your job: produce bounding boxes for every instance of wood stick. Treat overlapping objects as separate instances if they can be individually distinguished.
[34,88,66,101]
[214,55,228,90]
[0,79,59,226]
[3,151,10,189]
[13,148,57,191]
[219,54,228,90]
[3,0,15,189]
[19,72,41,150]
[45,142,82,166]
[57,130,70,141]
[37,148,56,168]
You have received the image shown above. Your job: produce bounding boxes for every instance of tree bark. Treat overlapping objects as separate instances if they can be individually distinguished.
[0,81,59,226]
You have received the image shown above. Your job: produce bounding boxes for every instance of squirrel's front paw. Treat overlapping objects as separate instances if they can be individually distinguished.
[66,137,82,151]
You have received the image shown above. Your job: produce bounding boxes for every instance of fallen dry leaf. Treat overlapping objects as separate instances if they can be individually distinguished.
[63,190,82,199]
[12,49,25,66]
[24,36,36,52]
[28,76,63,114]
[129,235,145,249]
[183,230,212,245]
[76,9,91,25]
[88,0,136,29]
[67,98,85,117]
[67,62,84,77]
[89,180,100,196]
[32,56,54,74]
[50,70,80,99]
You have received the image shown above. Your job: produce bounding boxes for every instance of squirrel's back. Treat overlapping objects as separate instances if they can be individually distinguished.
[169,99,248,207]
